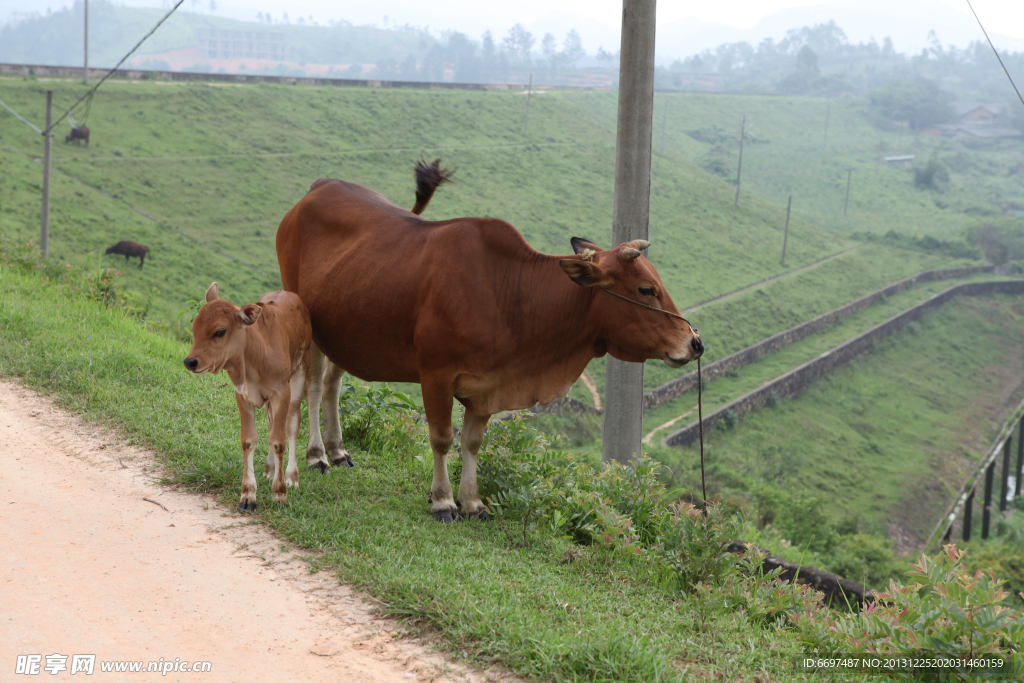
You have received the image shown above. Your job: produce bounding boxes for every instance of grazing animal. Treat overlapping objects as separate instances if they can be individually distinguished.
[104,240,149,269]
[275,159,703,522]
[183,283,312,510]
[64,126,90,146]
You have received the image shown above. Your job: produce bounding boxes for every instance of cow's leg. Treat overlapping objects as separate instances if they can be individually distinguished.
[284,369,305,490]
[138,253,145,270]
[236,393,259,511]
[458,411,491,520]
[304,343,331,474]
[422,380,458,523]
[321,359,353,468]
[268,394,290,506]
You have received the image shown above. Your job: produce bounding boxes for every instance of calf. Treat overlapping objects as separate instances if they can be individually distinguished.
[183,283,312,510]
[64,126,90,146]
[104,240,149,269]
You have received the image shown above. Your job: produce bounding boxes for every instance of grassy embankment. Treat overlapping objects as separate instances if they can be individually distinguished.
[0,245,883,683]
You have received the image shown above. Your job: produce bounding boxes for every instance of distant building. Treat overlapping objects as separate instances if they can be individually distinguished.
[884,155,915,165]
[918,103,1020,139]
[195,29,287,61]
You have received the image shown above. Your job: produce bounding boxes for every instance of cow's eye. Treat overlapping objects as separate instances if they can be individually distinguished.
[638,287,655,297]
[213,329,226,339]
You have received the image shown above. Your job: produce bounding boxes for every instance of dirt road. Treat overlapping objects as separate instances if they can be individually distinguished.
[0,381,503,683]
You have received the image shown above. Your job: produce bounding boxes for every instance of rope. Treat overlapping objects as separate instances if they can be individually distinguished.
[44,0,185,135]
[964,0,1024,110]
[698,357,706,503]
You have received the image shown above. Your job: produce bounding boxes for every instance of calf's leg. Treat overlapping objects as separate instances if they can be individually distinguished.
[268,394,290,506]
[422,379,458,523]
[236,393,259,511]
[458,411,490,520]
[304,343,331,474]
[285,369,305,489]
[321,359,353,468]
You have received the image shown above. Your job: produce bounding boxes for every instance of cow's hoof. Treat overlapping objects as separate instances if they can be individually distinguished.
[307,460,330,475]
[239,500,257,512]
[275,501,288,508]
[467,509,491,522]
[330,454,354,468]
[432,509,461,523]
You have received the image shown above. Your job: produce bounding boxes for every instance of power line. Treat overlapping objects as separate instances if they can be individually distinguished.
[0,97,42,133]
[44,0,186,134]
[964,0,1024,110]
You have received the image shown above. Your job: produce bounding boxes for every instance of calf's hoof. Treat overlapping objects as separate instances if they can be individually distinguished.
[432,509,461,524]
[307,460,330,475]
[467,509,492,522]
[239,500,257,512]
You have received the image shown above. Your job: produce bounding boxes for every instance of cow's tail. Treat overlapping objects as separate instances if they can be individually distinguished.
[411,158,454,215]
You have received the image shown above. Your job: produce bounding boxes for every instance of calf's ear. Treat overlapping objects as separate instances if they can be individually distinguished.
[559,259,611,287]
[205,282,219,303]
[239,304,262,325]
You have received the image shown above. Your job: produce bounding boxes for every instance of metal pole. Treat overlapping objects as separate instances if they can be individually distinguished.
[781,194,791,266]
[843,169,852,216]
[734,114,745,207]
[1000,436,1012,512]
[822,102,830,162]
[523,73,532,136]
[84,0,89,85]
[1016,418,1023,497]
[660,99,668,151]
[602,0,656,467]
[41,90,53,260]
[962,490,973,541]
[982,461,994,539]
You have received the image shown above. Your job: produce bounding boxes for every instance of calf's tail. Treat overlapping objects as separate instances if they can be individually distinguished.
[411,158,454,215]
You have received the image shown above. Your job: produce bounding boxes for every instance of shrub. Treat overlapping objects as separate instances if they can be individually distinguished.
[336,381,422,457]
[791,545,1024,680]
[712,545,823,627]
[914,150,950,190]
[656,502,745,592]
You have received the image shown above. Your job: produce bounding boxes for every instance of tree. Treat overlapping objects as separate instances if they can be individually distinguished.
[541,33,558,68]
[502,24,534,63]
[867,78,954,130]
[561,30,585,67]
[796,45,818,72]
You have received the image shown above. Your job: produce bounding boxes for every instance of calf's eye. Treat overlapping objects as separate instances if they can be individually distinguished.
[213,329,226,339]
[639,287,655,297]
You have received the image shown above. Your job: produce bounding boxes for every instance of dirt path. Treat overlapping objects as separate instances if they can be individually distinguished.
[0,381,508,683]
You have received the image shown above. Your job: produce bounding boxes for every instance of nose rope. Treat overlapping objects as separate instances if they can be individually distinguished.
[599,287,706,505]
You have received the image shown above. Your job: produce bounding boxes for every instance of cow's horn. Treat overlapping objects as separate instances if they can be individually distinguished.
[621,247,641,262]
[630,239,651,251]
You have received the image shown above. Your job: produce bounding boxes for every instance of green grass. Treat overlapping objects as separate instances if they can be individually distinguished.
[0,245,882,683]
[647,294,1024,551]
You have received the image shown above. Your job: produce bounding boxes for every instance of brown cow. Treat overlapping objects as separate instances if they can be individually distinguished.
[276,162,703,522]
[105,240,149,269]
[183,283,312,510]
[65,126,90,146]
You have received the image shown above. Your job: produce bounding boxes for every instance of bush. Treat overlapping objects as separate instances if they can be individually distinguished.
[336,381,423,457]
[915,150,951,190]
[656,502,744,592]
[792,545,1024,680]
[966,220,1024,265]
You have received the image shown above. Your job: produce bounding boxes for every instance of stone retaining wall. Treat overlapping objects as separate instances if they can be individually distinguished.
[663,279,1024,448]
[644,265,994,411]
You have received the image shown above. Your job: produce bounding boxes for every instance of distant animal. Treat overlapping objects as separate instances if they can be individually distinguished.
[275,159,704,523]
[183,283,312,510]
[104,240,149,269]
[64,126,90,146]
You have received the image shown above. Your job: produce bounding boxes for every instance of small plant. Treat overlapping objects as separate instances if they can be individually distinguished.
[791,545,1024,680]
[656,502,745,593]
[712,545,823,627]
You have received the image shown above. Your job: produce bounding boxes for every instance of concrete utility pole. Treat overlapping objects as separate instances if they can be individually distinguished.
[734,114,745,207]
[84,0,89,85]
[843,169,852,216]
[602,0,656,466]
[781,194,791,266]
[523,73,532,135]
[41,90,53,260]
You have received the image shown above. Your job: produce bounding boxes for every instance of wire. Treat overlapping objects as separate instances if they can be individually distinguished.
[964,0,1024,110]
[44,0,186,135]
[0,97,42,133]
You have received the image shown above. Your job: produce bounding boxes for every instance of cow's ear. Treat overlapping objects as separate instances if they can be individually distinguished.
[559,259,611,287]
[239,304,262,325]
[205,282,219,303]
[570,236,604,255]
